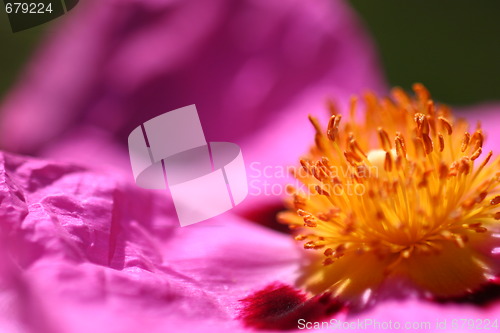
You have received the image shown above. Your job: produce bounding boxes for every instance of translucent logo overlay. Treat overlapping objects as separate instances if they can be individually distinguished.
[128,105,248,227]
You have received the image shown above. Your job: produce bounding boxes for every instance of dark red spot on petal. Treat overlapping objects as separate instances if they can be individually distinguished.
[239,282,343,330]
[238,203,291,233]
[434,280,500,306]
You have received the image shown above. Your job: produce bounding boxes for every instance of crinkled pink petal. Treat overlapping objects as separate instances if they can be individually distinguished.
[0,152,304,333]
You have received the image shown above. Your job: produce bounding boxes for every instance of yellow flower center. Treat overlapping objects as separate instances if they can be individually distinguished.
[278,84,500,301]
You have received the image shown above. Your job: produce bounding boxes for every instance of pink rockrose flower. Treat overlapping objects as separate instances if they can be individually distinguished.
[0,0,499,332]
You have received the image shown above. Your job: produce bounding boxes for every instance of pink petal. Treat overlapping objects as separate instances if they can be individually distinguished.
[0,152,303,332]
[0,0,384,157]
[344,297,500,333]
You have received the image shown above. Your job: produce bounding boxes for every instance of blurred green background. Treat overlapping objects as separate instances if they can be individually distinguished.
[0,9,46,99]
[1,0,500,105]
[349,0,500,106]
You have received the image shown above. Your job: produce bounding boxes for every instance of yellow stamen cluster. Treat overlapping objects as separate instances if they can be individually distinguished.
[278,84,500,300]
